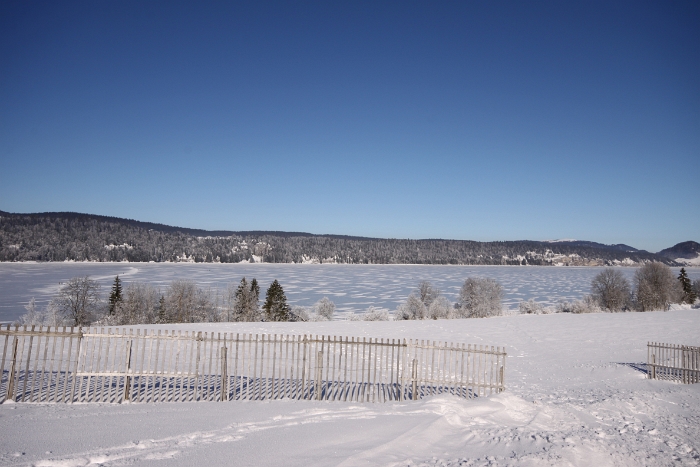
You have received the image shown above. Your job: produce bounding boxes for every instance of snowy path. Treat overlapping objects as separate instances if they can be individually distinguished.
[1,310,699,466]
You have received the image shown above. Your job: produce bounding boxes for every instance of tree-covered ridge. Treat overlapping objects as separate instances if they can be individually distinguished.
[0,210,676,265]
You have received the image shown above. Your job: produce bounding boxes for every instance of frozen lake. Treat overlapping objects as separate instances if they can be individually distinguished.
[1,263,698,322]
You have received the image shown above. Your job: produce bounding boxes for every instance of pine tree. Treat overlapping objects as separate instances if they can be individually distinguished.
[263,280,290,322]
[108,276,123,315]
[251,278,260,302]
[678,268,697,304]
[158,295,167,323]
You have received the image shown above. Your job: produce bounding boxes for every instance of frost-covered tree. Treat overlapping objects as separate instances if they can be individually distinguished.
[693,279,700,303]
[591,268,631,311]
[556,296,601,314]
[634,262,680,311]
[106,282,161,325]
[54,276,101,326]
[418,281,440,309]
[396,293,427,320]
[350,307,389,321]
[263,280,290,322]
[289,305,310,322]
[313,297,335,320]
[232,277,261,321]
[456,277,503,318]
[519,298,546,314]
[677,268,697,304]
[428,295,453,319]
[18,298,41,326]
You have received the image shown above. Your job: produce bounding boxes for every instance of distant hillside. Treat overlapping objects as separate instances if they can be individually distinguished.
[657,241,700,266]
[544,239,639,253]
[0,210,678,266]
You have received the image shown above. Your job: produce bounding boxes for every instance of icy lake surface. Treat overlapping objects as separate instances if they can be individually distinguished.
[1,263,698,322]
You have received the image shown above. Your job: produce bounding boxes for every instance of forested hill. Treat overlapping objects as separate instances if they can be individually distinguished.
[0,210,676,266]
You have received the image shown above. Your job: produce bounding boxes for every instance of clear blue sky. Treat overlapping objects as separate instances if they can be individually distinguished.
[1,1,698,252]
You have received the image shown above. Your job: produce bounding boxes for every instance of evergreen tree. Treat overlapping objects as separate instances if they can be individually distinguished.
[678,268,697,304]
[108,276,123,315]
[251,278,260,302]
[263,280,290,322]
[158,295,167,323]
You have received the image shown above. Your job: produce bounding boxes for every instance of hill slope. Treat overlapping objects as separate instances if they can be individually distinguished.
[657,241,700,266]
[0,210,678,265]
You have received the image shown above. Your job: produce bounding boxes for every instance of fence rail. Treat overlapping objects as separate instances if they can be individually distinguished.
[0,324,506,404]
[647,342,700,384]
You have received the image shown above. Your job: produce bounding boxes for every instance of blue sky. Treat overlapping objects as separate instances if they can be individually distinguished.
[1,1,698,252]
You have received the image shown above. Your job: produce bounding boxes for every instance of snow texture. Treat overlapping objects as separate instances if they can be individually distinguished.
[1,309,698,466]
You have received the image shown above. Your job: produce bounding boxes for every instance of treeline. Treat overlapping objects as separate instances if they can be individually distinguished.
[0,211,675,265]
[19,275,328,327]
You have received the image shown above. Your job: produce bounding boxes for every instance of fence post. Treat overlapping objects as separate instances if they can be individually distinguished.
[411,359,418,401]
[651,354,656,380]
[69,328,83,403]
[221,346,228,402]
[194,332,202,401]
[123,340,133,402]
[316,351,323,401]
[5,338,18,402]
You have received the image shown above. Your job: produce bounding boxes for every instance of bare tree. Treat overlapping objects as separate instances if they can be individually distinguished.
[165,279,198,322]
[54,276,101,326]
[634,262,680,311]
[456,277,503,318]
[591,268,631,311]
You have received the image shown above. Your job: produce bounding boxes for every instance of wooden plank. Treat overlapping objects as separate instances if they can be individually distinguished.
[0,324,11,403]
[67,327,80,403]
[153,330,163,402]
[29,327,45,402]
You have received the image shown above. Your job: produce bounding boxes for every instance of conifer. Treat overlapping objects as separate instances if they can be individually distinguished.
[108,276,123,315]
[678,268,697,304]
[263,280,290,322]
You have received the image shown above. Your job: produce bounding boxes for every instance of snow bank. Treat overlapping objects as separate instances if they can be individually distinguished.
[1,309,699,466]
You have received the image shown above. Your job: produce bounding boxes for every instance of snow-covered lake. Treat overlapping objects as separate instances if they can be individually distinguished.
[1,263,698,322]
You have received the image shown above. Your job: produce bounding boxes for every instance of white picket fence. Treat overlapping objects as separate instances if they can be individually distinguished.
[647,342,700,384]
[0,324,507,404]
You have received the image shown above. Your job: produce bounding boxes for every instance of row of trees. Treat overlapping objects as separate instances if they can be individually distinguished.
[395,263,699,321]
[591,264,697,312]
[20,276,305,327]
[395,278,504,320]
[18,263,698,327]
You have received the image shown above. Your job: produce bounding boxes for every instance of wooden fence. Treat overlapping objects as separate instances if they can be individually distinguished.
[0,325,507,404]
[647,342,700,384]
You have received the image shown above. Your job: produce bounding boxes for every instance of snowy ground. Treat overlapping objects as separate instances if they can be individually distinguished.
[1,309,699,466]
[1,263,698,322]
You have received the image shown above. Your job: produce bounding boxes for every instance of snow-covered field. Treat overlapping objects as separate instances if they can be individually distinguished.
[1,263,698,322]
[1,309,699,466]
